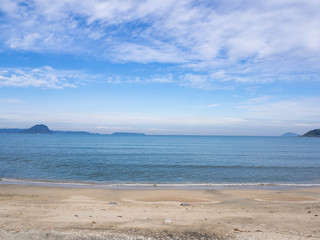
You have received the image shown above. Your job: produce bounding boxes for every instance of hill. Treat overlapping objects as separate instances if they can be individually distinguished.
[281,132,298,137]
[21,124,52,134]
[302,129,320,137]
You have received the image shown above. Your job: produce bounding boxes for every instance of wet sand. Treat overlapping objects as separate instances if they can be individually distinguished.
[0,184,320,239]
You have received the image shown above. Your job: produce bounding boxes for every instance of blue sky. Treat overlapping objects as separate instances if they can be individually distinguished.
[0,0,320,135]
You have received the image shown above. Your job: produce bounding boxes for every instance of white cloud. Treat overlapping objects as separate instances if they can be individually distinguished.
[105,76,121,84]
[111,42,186,63]
[0,0,319,84]
[0,66,88,88]
[202,104,220,108]
[238,97,320,122]
[95,126,136,130]
[180,74,211,90]
[148,74,174,84]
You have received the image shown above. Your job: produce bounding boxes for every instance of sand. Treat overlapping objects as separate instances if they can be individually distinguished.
[0,184,320,239]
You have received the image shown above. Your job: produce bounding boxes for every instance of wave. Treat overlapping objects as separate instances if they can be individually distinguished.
[1,177,320,190]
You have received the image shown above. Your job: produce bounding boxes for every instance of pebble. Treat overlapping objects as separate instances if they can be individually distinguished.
[180,203,190,206]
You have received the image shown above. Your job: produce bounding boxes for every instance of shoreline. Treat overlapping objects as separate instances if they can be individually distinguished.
[2,178,320,191]
[1,183,320,239]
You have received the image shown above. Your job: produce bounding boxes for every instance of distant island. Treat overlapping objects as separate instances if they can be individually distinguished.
[302,129,320,137]
[111,132,146,136]
[0,124,93,135]
[0,124,146,136]
[0,124,53,134]
[21,124,52,134]
[52,130,94,135]
[281,132,299,137]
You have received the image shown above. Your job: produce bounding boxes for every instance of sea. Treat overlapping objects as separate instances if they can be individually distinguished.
[0,134,320,190]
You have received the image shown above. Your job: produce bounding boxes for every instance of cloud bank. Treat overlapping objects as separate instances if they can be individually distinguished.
[0,0,319,84]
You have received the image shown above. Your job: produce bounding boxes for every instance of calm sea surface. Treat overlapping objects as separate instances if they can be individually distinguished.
[0,134,320,187]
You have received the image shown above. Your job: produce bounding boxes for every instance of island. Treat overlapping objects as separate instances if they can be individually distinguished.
[281,132,298,137]
[21,124,52,134]
[111,132,146,136]
[302,129,320,137]
[0,124,146,136]
[52,130,94,135]
[0,124,93,135]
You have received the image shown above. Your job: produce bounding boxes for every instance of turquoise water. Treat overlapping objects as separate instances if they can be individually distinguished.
[0,134,320,187]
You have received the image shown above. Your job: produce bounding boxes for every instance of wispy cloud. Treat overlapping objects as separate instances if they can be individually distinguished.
[202,104,221,108]
[0,98,24,103]
[95,126,136,130]
[1,0,319,85]
[0,66,90,88]
[238,97,320,122]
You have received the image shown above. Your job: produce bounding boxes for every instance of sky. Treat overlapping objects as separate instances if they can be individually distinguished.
[0,0,320,135]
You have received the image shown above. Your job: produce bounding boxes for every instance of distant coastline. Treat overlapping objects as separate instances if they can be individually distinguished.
[1,124,320,137]
[111,132,145,136]
[0,124,146,136]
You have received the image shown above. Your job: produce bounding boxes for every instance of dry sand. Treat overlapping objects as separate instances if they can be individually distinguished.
[0,184,320,240]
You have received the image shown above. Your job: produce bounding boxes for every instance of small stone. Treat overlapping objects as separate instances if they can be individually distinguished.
[74,215,78,217]
[180,203,190,206]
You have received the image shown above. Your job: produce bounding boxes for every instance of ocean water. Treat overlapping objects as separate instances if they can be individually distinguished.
[0,134,320,188]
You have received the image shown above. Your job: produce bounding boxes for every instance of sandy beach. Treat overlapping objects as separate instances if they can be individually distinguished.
[0,184,320,240]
